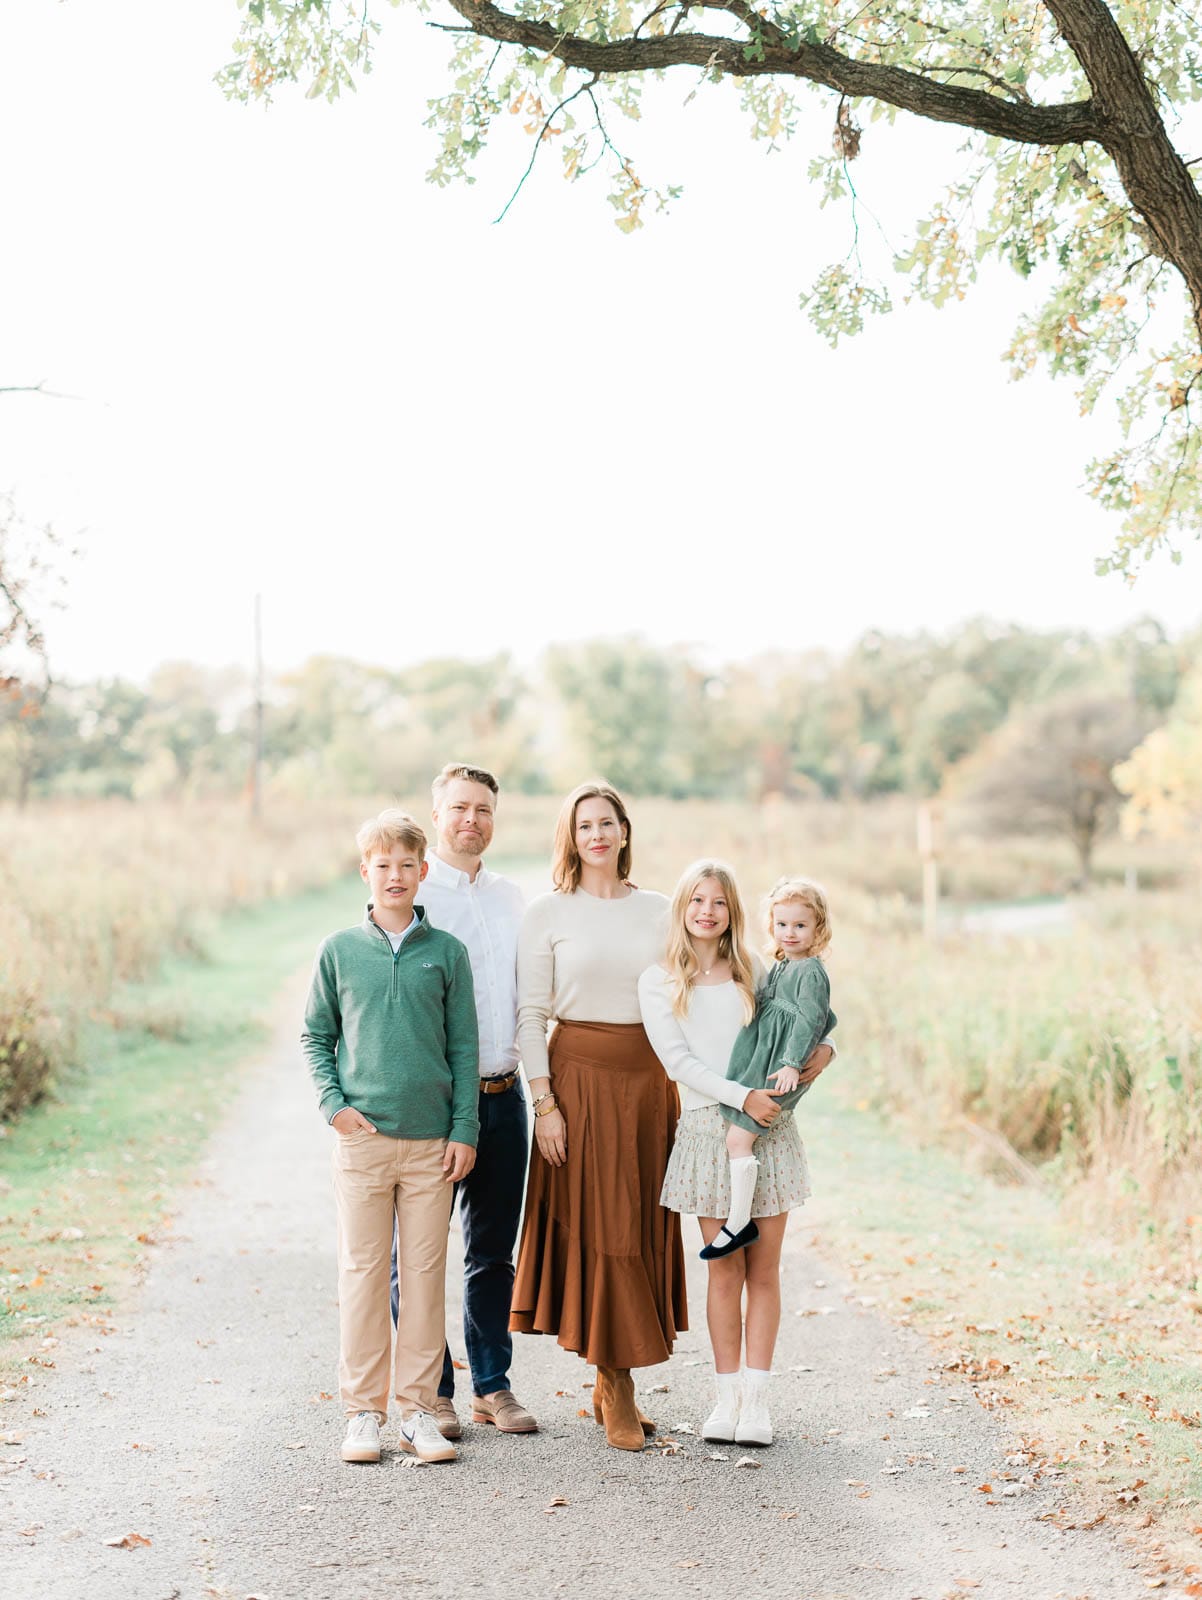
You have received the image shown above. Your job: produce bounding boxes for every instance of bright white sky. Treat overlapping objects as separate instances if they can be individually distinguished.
[2,0,1198,685]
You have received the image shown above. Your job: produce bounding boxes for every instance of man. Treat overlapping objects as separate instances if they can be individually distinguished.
[391,762,536,1438]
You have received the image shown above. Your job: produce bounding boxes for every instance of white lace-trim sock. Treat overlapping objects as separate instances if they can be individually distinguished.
[725,1156,759,1235]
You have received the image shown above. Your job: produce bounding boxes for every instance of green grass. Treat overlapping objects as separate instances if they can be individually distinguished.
[0,875,363,1367]
[804,1078,1202,1555]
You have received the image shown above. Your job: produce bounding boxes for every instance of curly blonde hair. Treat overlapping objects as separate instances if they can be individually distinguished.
[764,876,831,961]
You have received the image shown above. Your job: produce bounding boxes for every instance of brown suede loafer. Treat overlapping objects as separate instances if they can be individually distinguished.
[470,1390,538,1433]
[432,1396,462,1440]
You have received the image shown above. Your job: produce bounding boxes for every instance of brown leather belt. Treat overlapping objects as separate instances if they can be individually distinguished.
[479,1071,519,1095]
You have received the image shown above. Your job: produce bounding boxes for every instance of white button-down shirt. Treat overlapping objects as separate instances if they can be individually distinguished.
[416,852,525,1079]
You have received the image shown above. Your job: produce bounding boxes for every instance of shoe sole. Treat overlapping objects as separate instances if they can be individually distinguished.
[734,1433,773,1447]
[702,1428,737,1443]
[340,1445,381,1463]
[397,1437,458,1463]
[471,1411,538,1433]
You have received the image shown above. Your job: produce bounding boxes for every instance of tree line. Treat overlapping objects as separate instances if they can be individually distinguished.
[0,619,1190,829]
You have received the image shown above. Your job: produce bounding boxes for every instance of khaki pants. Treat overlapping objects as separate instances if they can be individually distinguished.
[331,1131,453,1418]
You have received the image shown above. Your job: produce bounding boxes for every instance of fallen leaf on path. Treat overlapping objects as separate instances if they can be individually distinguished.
[284,1442,306,1450]
[675,1560,702,1568]
[735,1457,760,1469]
[103,1533,151,1550]
[309,1393,333,1403]
[576,1408,590,1418]
[647,1383,670,1393]
[952,1465,968,1473]
[706,1452,729,1462]
[673,1422,696,1434]
[845,1479,866,1487]
[546,1496,569,1511]
[977,1484,994,1494]
[904,1407,931,1419]
[19,1525,43,1537]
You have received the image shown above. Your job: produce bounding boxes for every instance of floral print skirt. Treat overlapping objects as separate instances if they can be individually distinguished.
[660,1103,811,1219]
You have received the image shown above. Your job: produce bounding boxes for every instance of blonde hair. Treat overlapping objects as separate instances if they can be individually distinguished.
[356,807,427,862]
[665,860,757,1024]
[765,876,831,961]
[431,763,499,807]
[551,779,633,893]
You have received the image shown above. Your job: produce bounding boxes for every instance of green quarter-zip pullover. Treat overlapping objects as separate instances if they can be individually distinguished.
[302,904,480,1145]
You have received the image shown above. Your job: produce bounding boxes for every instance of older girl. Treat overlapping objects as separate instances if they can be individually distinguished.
[509,780,684,1452]
[638,862,833,1447]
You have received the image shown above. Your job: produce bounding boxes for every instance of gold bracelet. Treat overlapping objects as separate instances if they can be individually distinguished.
[533,1098,558,1118]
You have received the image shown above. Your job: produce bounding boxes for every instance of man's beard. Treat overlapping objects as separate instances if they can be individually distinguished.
[452,831,487,856]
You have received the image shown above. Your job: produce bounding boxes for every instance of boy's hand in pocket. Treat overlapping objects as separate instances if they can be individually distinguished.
[331,1107,377,1136]
[444,1141,476,1182]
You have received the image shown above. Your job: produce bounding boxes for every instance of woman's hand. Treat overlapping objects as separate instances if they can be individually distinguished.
[797,1042,834,1086]
[534,1106,567,1167]
[769,1065,802,1094]
[743,1089,782,1128]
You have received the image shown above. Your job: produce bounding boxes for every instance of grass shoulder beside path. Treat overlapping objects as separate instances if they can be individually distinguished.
[803,1081,1202,1583]
[0,876,364,1375]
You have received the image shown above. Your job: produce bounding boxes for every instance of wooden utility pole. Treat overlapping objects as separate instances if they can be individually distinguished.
[916,801,941,940]
[251,593,264,820]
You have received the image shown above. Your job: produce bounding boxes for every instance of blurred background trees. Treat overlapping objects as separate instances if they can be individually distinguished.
[2,615,1193,879]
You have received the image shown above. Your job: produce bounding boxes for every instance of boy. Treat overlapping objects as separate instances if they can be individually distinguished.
[302,809,480,1464]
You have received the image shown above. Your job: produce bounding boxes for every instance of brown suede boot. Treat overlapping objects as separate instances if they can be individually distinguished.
[595,1365,645,1451]
[593,1371,656,1436]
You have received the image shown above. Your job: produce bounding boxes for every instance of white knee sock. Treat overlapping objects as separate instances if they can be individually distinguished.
[726,1156,759,1234]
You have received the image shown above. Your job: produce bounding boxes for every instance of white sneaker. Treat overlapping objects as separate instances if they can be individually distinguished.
[735,1395,773,1447]
[340,1411,381,1463]
[702,1389,740,1443]
[398,1410,458,1463]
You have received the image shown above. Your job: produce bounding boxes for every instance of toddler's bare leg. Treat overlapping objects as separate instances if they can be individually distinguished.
[725,1124,757,1160]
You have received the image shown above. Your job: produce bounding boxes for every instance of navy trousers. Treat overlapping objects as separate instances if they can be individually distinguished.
[391,1078,530,1399]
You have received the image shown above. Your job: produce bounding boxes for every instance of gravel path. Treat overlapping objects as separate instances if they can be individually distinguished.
[1,975,1147,1600]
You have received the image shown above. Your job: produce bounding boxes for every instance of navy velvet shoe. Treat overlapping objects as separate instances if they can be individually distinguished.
[699,1221,760,1260]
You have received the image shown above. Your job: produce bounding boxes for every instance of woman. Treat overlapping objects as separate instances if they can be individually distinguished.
[638,861,834,1447]
[509,780,684,1452]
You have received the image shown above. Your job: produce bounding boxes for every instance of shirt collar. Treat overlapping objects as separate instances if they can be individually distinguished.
[426,851,493,892]
[362,902,427,934]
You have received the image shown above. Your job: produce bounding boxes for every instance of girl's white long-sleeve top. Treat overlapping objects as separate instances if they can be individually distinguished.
[637,965,759,1114]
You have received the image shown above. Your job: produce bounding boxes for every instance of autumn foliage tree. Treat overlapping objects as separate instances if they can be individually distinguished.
[222,1,1202,575]
[959,687,1150,883]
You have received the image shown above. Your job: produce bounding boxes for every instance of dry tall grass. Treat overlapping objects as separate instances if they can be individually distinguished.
[0,797,363,1118]
[3,792,1195,1250]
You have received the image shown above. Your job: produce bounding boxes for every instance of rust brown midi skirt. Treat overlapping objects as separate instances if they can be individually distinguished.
[510,1020,687,1369]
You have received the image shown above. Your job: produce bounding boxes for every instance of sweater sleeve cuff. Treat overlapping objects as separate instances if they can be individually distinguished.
[320,1094,348,1123]
[449,1121,480,1148]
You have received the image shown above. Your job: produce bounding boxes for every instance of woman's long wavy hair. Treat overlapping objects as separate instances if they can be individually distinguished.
[550,779,633,893]
[664,860,757,1024]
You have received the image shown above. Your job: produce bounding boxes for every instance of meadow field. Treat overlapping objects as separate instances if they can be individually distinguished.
[2,792,1194,1254]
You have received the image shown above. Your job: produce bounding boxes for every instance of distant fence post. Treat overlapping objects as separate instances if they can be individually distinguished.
[916,801,940,940]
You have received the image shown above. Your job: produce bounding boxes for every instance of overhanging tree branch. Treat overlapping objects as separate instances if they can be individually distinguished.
[444,0,1100,147]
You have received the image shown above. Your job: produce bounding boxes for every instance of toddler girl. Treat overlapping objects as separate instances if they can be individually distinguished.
[700,876,835,1261]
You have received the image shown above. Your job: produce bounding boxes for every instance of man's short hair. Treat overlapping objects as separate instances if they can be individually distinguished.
[356,808,427,861]
[431,763,500,808]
